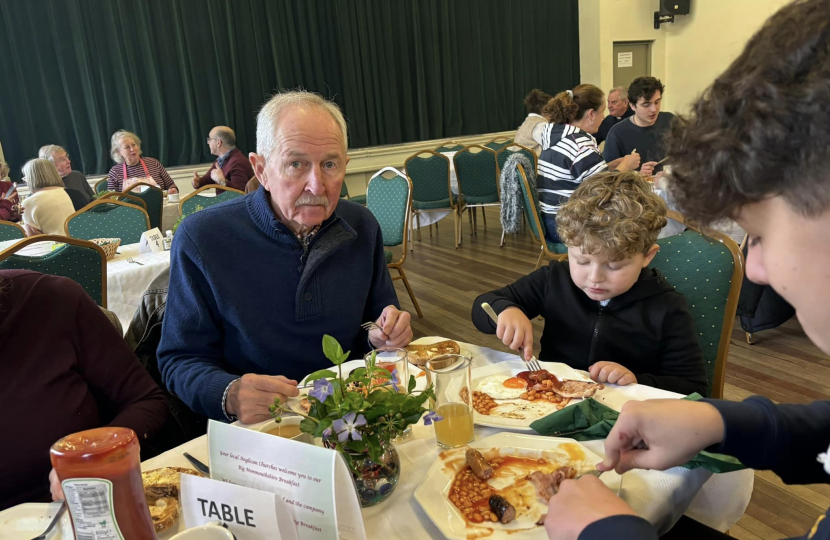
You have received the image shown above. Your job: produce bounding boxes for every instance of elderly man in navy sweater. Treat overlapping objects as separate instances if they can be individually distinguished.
[544,2,830,539]
[158,91,412,425]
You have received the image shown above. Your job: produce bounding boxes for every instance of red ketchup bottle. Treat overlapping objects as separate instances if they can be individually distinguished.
[50,427,157,540]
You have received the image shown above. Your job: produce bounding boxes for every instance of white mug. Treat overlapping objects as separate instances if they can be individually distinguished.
[168,193,180,203]
[169,523,235,540]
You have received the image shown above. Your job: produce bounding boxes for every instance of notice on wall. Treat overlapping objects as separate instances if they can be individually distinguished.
[617,52,633,68]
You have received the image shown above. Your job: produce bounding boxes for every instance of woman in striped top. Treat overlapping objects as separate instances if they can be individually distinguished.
[106,130,178,193]
[537,85,640,243]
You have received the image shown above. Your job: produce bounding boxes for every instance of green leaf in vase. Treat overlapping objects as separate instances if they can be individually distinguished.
[322,334,348,365]
[304,369,338,383]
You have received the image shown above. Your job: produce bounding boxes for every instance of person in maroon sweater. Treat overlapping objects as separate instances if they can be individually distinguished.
[191,126,254,192]
[0,270,168,511]
[0,160,22,222]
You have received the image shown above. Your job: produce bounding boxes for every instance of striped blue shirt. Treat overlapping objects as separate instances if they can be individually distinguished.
[537,123,608,215]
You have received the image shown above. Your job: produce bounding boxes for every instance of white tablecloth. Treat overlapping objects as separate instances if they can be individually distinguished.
[141,340,753,538]
[162,200,179,232]
[107,243,170,333]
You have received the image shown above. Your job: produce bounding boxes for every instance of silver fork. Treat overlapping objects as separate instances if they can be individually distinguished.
[127,257,144,266]
[31,502,66,540]
[480,302,542,371]
[361,321,381,332]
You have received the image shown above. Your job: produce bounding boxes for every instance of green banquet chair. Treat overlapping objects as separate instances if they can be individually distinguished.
[99,191,147,211]
[650,210,744,399]
[179,184,245,217]
[454,145,500,239]
[123,182,163,230]
[515,163,568,269]
[0,220,25,242]
[94,179,108,194]
[0,234,107,306]
[65,200,150,245]
[496,144,537,177]
[435,142,465,153]
[404,150,463,249]
[340,182,366,205]
[484,137,513,152]
[366,167,422,318]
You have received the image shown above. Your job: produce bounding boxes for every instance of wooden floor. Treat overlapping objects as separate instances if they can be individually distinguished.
[387,208,830,540]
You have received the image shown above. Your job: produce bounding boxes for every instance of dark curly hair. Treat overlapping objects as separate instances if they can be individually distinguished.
[543,84,605,124]
[628,77,665,106]
[524,89,554,115]
[556,171,667,261]
[666,0,830,224]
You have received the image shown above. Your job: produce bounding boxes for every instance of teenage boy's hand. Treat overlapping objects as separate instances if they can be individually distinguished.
[544,475,638,540]
[496,307,534,361]
[589,361,637,386]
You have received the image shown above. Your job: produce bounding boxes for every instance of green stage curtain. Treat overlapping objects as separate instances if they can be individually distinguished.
[0,0,579,180]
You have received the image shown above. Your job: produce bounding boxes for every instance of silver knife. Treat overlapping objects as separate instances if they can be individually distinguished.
[183,452,210,476]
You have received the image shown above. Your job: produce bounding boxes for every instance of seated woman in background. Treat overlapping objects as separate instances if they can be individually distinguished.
[514,88,553,156]
[106,129,178,194]
[537,84,641,243]
[20,158,75,236]
[0,160,22,222]
[0,270,168,510]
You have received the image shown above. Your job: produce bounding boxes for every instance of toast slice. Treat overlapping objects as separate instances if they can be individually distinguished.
[405,340,461,367]
[147,496,179,533]
[142,466,202,501]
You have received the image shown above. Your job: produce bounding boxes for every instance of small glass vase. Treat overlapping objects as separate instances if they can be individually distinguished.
[328,440,401,507]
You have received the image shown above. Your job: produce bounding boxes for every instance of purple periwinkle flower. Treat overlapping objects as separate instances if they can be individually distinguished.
[309,378,334,402]
[390,368,400,392]
[423,410,444,426]
[322,426,333,439]
[332,412,367,443]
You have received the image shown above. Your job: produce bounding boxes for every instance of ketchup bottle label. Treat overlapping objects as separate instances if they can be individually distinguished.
[62,478,125,540]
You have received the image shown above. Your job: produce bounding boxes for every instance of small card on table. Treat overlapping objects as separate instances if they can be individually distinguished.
[139,227,164,253]
[208,420,367,540]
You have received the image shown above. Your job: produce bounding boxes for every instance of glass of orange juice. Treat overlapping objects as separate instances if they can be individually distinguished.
[424,354,475,448]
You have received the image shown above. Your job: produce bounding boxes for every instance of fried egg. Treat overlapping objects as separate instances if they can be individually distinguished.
[489,399,559,420]
[476,374,527,400]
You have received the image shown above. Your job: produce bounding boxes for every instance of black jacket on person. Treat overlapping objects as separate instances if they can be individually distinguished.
[471,260,707,396]
[583,397,830,540]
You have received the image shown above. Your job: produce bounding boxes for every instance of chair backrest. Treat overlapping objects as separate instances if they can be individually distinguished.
[650,211,745,398]
[94,179,108,194]
[100,191,147,210]
[65,200,150,244]
[485,137,513,152]
[454,145,499,199]
[404,151,453,205]
[123,182,163,230]
[435,143,465,153]
[0,234,107,306]
[179,184,245,216]
[497,144,537,177]
[367,169,411,249]
[516,164,548,245]
[340,182,350,198]
[0,220,25,242]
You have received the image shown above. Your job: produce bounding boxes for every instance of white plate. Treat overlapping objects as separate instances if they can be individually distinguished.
[413,432,622,540]
[0,503,71,539]
[467,360,601,430]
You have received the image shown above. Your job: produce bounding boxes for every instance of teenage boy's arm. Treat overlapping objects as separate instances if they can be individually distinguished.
[636,295,708,396]
[472,266,550,333]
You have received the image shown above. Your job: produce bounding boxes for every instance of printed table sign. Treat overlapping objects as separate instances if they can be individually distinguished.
[180,473,299,540]
[208,420,367,540]
[139,227,164,253]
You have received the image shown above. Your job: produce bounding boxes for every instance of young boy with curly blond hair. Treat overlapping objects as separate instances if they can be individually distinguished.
[472,171,707,395]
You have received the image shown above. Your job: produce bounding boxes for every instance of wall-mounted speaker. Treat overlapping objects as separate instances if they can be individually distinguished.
[661,0,691,16]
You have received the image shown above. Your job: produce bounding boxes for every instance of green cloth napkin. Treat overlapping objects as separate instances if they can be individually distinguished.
[529,393,745,473]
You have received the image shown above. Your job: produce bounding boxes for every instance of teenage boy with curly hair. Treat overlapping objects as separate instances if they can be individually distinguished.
[471,171,707,396]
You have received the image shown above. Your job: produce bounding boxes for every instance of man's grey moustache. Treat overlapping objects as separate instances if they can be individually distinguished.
[295,196,330,207]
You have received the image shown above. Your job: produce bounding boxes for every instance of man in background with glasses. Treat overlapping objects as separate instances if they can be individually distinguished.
[191,126,254,192]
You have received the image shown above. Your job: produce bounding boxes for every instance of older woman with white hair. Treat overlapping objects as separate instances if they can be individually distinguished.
[20,158,75,236]
[106,130,178,193]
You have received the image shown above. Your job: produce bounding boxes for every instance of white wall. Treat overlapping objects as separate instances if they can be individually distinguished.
[580,0,792,115]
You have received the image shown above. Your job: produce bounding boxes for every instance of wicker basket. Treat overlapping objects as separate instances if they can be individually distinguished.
[90,238,121,260]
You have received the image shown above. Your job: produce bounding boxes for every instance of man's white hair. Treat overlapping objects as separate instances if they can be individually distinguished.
[609,86,628,100]
[38,144,66,161]
[256,90,348,158]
